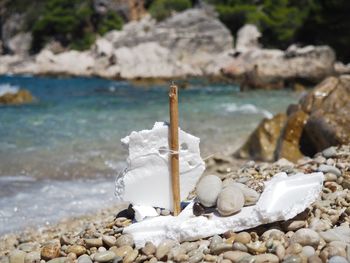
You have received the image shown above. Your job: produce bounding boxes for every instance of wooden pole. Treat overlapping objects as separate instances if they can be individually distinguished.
[169,84,181,216]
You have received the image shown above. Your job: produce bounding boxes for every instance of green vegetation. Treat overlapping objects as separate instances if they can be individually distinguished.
[204,0,350,61]
[4,0,124,52]
[148,0,192,21]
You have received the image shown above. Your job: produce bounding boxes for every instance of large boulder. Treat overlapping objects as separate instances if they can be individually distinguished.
[7,32,32,56]
[223,24,336,89]
[234,113,287,162]
[97,8,234,78]
[235,75,350,162]
[0,88,34,105]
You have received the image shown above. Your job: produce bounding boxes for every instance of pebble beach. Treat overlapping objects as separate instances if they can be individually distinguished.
[1,145,350,263]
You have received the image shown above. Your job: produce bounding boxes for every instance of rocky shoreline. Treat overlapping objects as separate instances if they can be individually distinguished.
[1,145,350,263]
[0,7,349,87]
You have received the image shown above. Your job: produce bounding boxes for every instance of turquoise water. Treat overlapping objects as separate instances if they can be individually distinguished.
[0,75,299,234]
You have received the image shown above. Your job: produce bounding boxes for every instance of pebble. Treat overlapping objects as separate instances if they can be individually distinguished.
[203,254,217,262]
[77,255,92,263]
[188,251,203,263]
[223,251,250,262]
[254,253,279,263]
[115,235,134,248]
[9,250,26,263]
[102,236,117,248]
[290,228,320,247]
[209,235,223,250]
[155,240,176,260]
[98,247,107,252]
[18,243,39,253]
[329,256,349,263]
[322,147,337,158]
[84,238,103,248]
[173,253,189,262]
[122,249,138,263]
[285,243,303,255]
[46,258,69,263]
[261,229,285,241]
[217,186,244,216]
[225,236,236,244]
[325,172,338,182]
[285,220,306,231]
[232,242,248,252]
[235,232,251,244]
[41,243,61,261]
[276,244,285,260]
[246,241,267,254]
[109,246,132,258]
[232,182,260,205]
[24,252,40,263]
[66,245,86,256]
[210,243,233,255]
[66,253,76,261]
[94,251,117,262]
[318,164,341,177]
[141,242,156,256]
[282,255,302,263]
[196,175,222,207]
[308,255,322,263]
[301,246,315,257]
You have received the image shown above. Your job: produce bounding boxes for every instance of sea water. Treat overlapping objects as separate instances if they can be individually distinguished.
[0,75,299,235]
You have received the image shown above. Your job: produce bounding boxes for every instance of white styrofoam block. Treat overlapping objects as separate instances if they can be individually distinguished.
[124,172,324,248]
[116,122,205,211]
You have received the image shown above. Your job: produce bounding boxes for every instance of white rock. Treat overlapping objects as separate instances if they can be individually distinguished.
[196,175,222,207]
[116,122,205,211]
[124,172,324,248]
[236,24,261,52]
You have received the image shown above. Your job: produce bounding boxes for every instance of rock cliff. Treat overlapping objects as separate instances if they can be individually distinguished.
[235,75,350,162]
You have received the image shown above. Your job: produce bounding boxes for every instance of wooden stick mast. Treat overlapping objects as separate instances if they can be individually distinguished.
[169,83,181,216]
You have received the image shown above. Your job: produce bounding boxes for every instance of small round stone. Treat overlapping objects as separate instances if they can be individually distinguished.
[302,246,315,258]
[196,175,222,207]
[24,252,40,263]
[10,250,26,263]
[282,255,302,263]
[115,235,134,248]
[141,242,156,256]
[123,250,138,263]
[290,228,320,248]
[94,251,117,262]
[232,242,248,252]
[84,239,103,248]
[329,256,349,263]
[235,232,251,244]
[223,251,250,262]
[67,245,86,257]
[109,246,132,258]
[155,240,176,260]
[217,186,244,216]
[308,255,322,263]
[77,255,92,263]
[102,236,117,248]
[41,243,61,261]
[254,253,279,263]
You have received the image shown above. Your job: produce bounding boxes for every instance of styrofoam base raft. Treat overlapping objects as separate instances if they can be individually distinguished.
[124,172,324,247]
